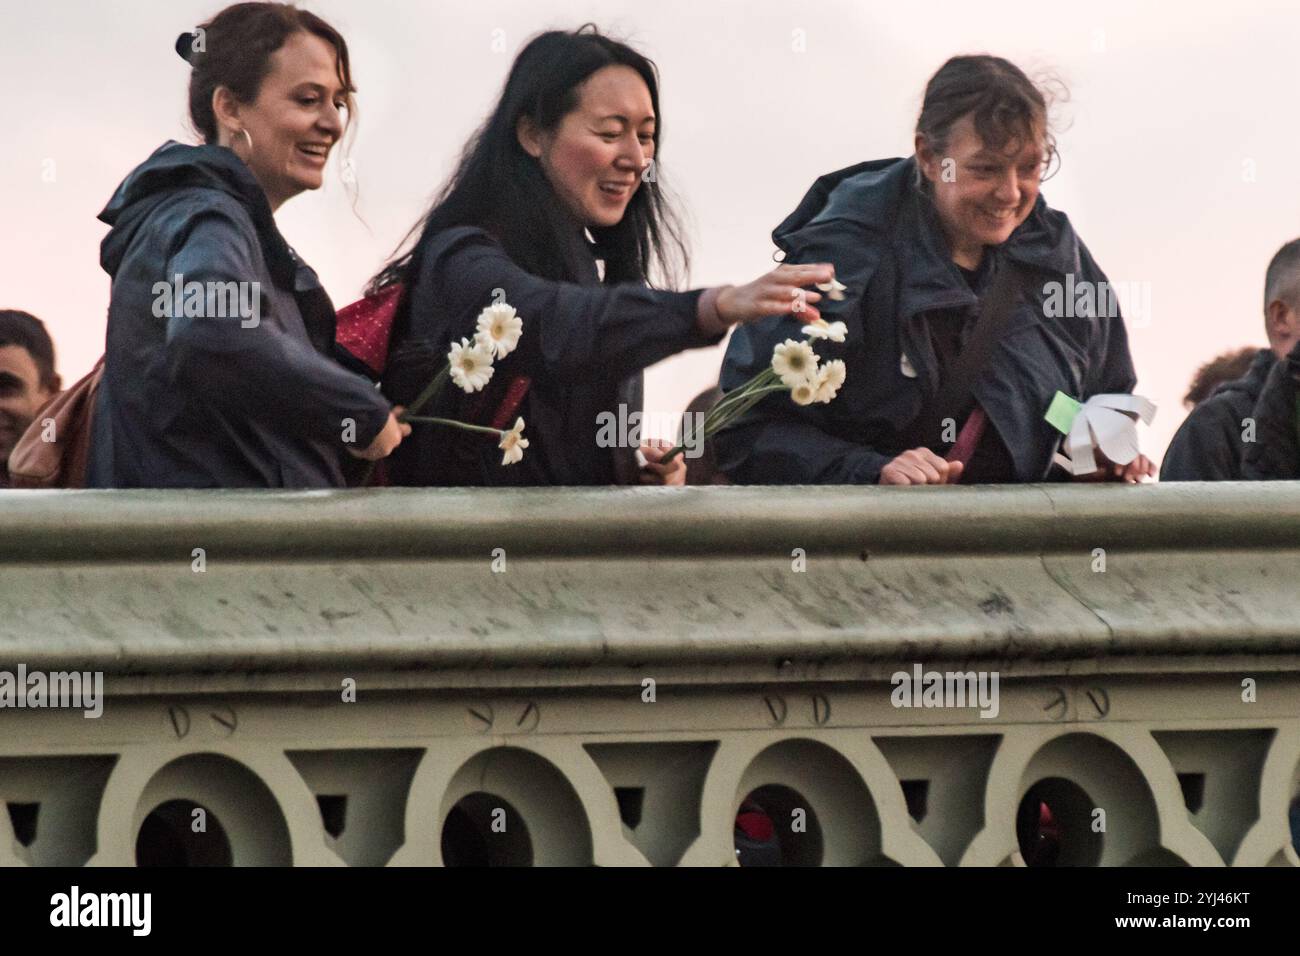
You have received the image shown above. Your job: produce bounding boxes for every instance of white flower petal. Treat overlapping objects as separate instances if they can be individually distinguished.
[498,417,528,465]
[447,337,495,393]
[771,339,820,388]
[815,277,847,301]
[790,381,817,406]
[801,319,848,343]
[475,302,524,359]
[814,359,847,403]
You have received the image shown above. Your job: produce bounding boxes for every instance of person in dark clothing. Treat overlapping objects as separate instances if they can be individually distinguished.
[367,26,834,487]
[1161,350,1288,482]
[717,56,1152,486]
[0,310,61,488]
[681,385,729,485]
[88,3,407,489]
[1181,347,1258,408]
[1239,239,1300,480]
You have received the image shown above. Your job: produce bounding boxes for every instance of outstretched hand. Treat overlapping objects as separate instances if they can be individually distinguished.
[705,263,837,334]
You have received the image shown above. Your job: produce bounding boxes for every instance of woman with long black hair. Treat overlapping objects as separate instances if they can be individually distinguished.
[366,25,833,487]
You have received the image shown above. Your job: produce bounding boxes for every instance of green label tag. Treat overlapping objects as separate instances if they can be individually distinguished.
[1045,391,1083,435]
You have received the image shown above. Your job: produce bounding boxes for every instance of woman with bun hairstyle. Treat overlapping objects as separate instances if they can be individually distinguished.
[88,2,407,489]
[717,55,1154,486]
[365,26,834,487]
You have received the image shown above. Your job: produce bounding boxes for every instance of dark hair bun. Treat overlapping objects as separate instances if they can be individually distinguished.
[175,31,197,64]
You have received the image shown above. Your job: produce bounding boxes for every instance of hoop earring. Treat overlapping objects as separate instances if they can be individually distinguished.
[239,128,254,153]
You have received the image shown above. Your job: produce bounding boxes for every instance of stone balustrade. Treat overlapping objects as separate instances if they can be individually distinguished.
[0,484,1297,866]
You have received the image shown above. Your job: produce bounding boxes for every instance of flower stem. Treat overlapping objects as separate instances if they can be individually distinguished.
[402,364,449,421]
[404,415,504,437]
[696,370,779,429]
[660,368,787,465]
[358,362,452,486]
[701,384,787,435]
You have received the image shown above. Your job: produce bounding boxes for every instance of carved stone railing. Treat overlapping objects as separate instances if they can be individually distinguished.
[0,484,1297,866]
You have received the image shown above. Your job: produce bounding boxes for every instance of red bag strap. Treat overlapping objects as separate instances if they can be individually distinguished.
[489,376,533,430]
[335,284,404,376]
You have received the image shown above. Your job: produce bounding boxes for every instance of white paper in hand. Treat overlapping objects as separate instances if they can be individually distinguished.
[1061,394,1157,476]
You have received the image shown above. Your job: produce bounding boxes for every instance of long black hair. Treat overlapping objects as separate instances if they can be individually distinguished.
[368,25,687,303]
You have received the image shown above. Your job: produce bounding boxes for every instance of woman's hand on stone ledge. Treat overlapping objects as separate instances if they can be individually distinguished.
[1072,452,1157,484]
[879,448,964,486]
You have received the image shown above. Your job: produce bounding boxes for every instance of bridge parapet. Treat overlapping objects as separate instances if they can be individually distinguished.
[1,484,1297,866]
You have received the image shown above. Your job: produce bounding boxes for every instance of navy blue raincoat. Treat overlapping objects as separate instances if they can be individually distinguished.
[1161,348,1274,481]
[88,141,391,489]
[716,157,1138,484]
[382,226,722,486]
[1242,341,1300,480]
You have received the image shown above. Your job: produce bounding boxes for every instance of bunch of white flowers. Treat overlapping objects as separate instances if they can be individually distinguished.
[444,302,526,392]
[660,323,847,465]
[399,301,529,466]
[768,338,847,406]
[771,337,847,406]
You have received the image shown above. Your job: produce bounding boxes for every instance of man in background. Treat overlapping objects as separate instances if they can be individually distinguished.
[0,310,61,487]
[1180,347,1257,410]
[1161,240,1300,480]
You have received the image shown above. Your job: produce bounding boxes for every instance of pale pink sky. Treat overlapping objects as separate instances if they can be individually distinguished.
[5,0,1300,464]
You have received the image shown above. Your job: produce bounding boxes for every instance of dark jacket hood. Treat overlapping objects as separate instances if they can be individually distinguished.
[772,156,1084,323]
[88,142,391,490]
[99,141,278,277]
[717,155,1137,486]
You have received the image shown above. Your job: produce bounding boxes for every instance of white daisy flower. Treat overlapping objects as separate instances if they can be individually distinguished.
[814,359,847,403]
[790,380,818,406]
[448,337,495,393]
[816,277,847,301]
[474,302,523,359]
[498,417,528,465]
[771,339,820,388]
[801,318,848,343]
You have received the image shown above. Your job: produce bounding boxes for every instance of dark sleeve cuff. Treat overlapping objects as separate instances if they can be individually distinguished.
[681,287,727,348]
[351,394,393,449]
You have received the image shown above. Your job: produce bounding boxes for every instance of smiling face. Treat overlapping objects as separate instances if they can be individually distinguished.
[518,64,656,229]
[214,31,350,211]
[916,113,1045,269]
